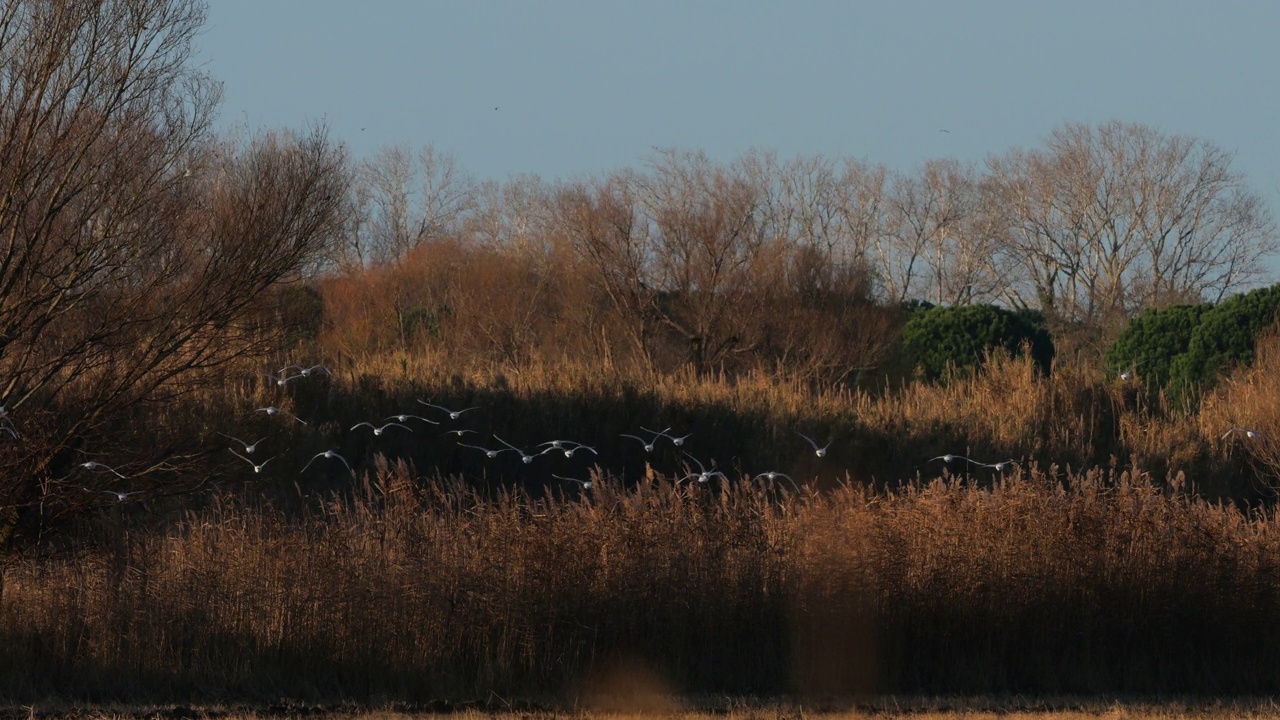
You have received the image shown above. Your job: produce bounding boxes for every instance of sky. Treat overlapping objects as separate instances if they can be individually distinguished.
[196,1,1280,204]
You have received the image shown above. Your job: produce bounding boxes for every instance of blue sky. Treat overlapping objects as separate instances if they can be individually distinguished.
[197,1,1280,203]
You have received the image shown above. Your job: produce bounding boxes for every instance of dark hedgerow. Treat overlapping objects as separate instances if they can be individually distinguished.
[900,303,1054,382]
[1167,284,1280,401]
[1106,303,1211,392]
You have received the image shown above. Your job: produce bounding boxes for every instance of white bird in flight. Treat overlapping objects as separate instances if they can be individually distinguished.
[1222,426,1264,440]
[540,441,597,458]
[351,421,412,436]
[553,474,594,490]
[978,459,1017,471]
[620,434,658,452]
[94,488,145,502]
[923,453,973,466]
[230,449,275,474]
[263,372,300,388]
[219,433,267,454]
[255,406,307,425]
[798,433,831,458]
[562,443,597,458]
[79,461,126,478]
[494,435,537,464]
[417,401,482,420]
[457,442,511,459]
[680,452,726,484]
[301,450,353,474]
[386,413,438,425]
[282,364,331,378]
[643,426,690,447]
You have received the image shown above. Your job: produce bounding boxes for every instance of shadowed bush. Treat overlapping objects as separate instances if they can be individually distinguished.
[1106,303,1210,392]
[1168,284,1280,402]
[900,304,1054,382]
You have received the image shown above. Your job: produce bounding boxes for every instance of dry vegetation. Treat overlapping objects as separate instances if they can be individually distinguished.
[6,378,1280,703]
[9,321,1280,703]
[15,705,1280,720]
[9,0,1280,709]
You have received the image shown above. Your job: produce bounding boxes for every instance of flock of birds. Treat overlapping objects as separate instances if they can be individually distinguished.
[23,361,1274,504]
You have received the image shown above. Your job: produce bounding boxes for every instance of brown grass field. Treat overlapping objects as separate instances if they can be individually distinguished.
[12,701,1280,720]
[8,340,1280,705]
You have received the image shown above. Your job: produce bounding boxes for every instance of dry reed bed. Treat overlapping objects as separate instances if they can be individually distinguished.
[155,347,1268,503]
[5,465,1280,703]
[15,704,1280,720]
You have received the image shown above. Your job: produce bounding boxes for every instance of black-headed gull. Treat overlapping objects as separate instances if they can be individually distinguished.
[417,401,482,420]
[351,421,412,436]
[977,459,1017,471]
[798,433,831,458]
[562,443,597,458]
[282,364,331,378]
[230,449,275,474]
[1222,426,1264,440]
[494,435,537,464]
[301,450,353,474]
[540,441,597,458]
[79,461,126,478]
[219,433,267,454]
[680,452,726,484]
[643,426,691,447]
[553,474,593,490]
[620,434,658,452]
[386,413,438,425]
[917,454,980,471]
[263,372,301,388]
[95,489,145,502]
[457,442,511,459]
[458,440,512,456]
[255,406,306,425]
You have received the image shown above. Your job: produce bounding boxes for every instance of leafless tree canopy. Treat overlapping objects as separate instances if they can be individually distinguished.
[347,143,476,267]
[0,0,347,500]
[984,121,1277,325]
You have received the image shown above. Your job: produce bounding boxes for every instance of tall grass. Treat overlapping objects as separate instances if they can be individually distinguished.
[9,337,1280,703]
[4,463,1280,703]
[141,346,1262,503]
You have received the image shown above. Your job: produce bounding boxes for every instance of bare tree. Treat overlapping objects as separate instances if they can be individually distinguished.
[465,173,553,254]
[632,149,778,373]
[984,121,1277,326]
[553,171,661,370]
[878,159,1002,305]
[358,143,476,264]
[0,0,348,522]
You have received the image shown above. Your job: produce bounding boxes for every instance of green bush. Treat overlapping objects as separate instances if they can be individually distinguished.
[1105,303,1210,390]
[1167,284,1280,398]
[900,304,1054,381]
